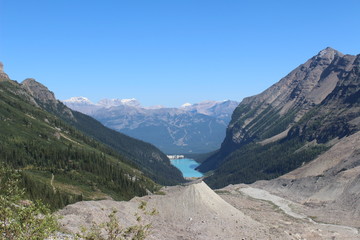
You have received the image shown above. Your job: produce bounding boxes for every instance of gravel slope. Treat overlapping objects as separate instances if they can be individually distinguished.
[57,181,360,239]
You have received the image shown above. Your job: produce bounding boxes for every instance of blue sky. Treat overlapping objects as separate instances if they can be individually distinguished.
[1,1,360,107]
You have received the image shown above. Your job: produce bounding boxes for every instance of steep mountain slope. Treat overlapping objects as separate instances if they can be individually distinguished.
[0,79,158,209]
[64,98,238,154]
[198,47,360,188]
[21,78,184,186]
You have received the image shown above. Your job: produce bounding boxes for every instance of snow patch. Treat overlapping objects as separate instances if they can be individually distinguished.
[181,103,192,108]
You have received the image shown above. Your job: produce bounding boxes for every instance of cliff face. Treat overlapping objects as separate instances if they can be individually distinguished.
[199,48,360,188]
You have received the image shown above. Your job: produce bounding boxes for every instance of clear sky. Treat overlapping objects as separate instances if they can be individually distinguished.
[1,1,360,107]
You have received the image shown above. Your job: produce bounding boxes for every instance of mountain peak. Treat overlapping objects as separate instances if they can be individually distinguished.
[0,62,10,81]
[181,103,192,108]
[63,96,94,105]
[22,78,57,103]
[316,47,343,59]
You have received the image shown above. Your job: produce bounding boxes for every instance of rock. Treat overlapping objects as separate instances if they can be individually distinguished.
[0,62,10,81]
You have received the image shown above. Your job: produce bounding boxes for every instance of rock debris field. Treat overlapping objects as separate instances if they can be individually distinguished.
[57,181,360,240]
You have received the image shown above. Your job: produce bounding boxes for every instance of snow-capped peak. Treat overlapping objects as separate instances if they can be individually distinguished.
[97,98,141,108]
[121,98,138,104]
[181,103,192,108]
[63,96,93,105]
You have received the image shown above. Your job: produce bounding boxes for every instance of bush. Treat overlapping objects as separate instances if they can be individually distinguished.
[77,201,156,240]
[0,163,58,240]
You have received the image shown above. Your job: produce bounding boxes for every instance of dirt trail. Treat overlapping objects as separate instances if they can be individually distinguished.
[240,187,307,219]
[50,174,56,194]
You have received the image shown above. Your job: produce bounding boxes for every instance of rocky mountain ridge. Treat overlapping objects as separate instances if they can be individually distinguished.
[64,97,239,154]
[199,47,360,188]
[226,47,353,147]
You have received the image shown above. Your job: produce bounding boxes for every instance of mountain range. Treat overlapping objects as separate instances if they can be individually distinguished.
[63,97,239,154]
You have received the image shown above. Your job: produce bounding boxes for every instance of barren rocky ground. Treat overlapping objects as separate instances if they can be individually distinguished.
[57,180,360,239]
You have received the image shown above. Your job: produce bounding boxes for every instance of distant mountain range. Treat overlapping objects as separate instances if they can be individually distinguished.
[63,98,239,154]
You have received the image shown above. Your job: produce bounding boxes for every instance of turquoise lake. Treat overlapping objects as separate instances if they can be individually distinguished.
[170,158,203,178]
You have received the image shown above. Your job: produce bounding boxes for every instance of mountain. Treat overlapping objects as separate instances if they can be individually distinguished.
[21,79,184,186]
[0,65,185,209]
[61,97,99,115]
[64,98,239,154]
[0,80,155,209]
[198,47,360,188]
[97,98,141,108]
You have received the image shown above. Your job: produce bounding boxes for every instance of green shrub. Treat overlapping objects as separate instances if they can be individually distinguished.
[0,163,58,240]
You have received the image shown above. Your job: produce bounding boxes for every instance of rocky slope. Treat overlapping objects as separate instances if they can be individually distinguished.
[198,47,360,188]
[253,130,360,227]
[64,98,238,154]
[57,181,360,239]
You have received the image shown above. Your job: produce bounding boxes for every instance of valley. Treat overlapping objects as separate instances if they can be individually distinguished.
[3,0,360,239]
[57,47,360,239]
[1,46,360,240]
